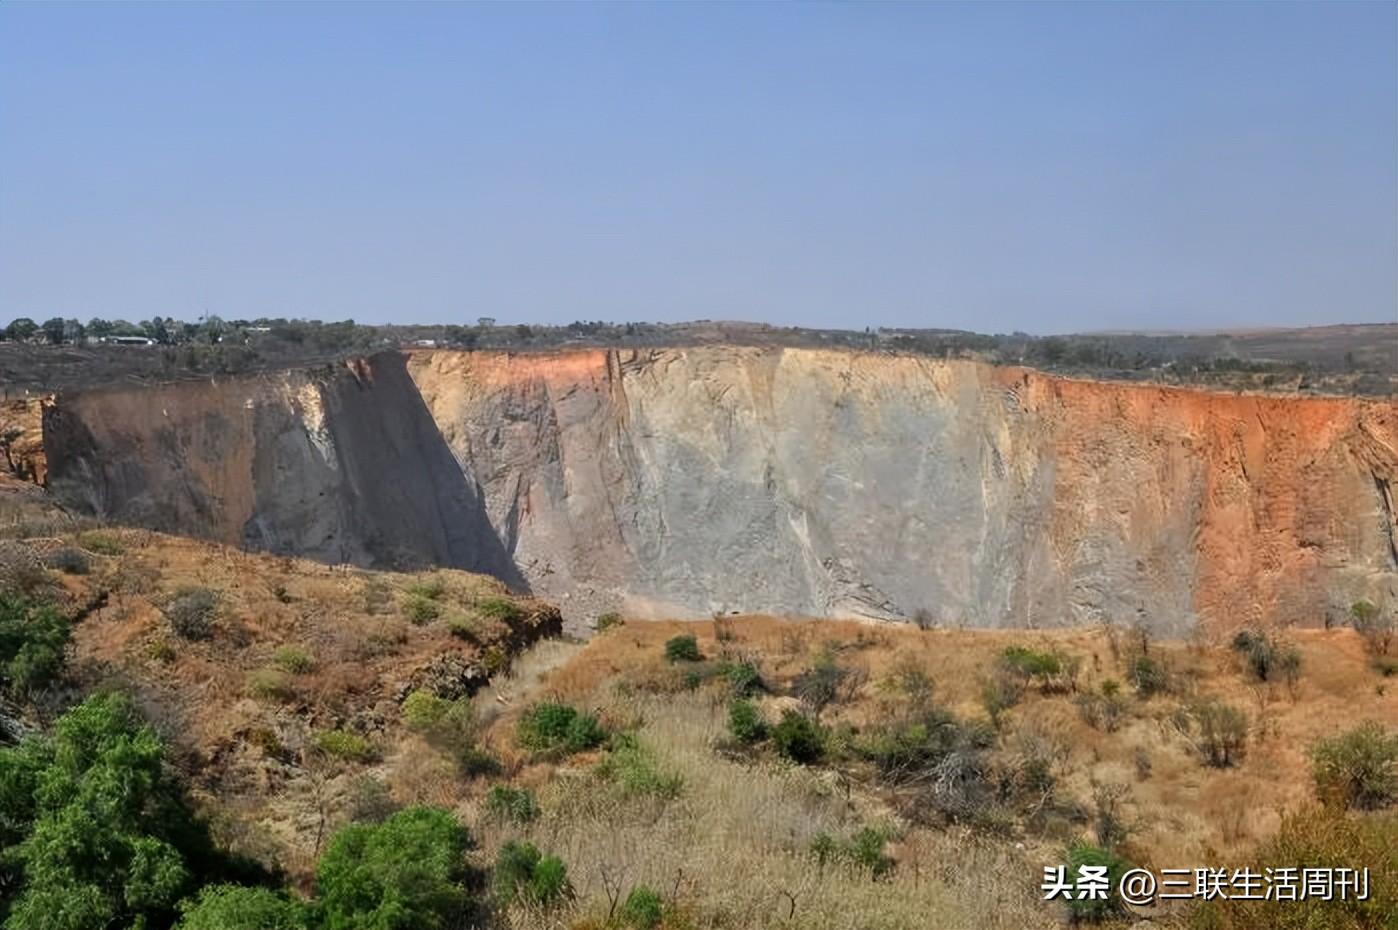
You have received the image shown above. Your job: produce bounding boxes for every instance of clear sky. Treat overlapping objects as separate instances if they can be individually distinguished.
[2,2,1394,334]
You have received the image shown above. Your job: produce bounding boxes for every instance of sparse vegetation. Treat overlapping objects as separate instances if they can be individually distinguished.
[1231,629,1301,685]
[246,667,295,702]
[77,530,124,555]
[1350,600,1394,656]
[1310,721,1398,810]
[43,545,90,575]
[402,689,450,730]
[595,611,622,632]
[475,595,522,623]
[484,785,539,824]
[493,840,571,908]
[810,826,895,878]
[1189,699,1248,768]
[597,733,683,799]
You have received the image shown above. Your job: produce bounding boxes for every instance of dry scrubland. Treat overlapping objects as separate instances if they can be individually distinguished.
[1,479,1394,930]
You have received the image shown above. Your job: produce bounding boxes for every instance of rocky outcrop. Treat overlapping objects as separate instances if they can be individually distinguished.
[42,353,520,584]
[408,347,1397,633]
[36,346,1398,634]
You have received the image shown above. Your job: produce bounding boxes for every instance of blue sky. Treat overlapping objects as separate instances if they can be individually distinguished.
[1,2,1394,333]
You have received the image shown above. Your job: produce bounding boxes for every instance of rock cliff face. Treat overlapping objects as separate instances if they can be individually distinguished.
[39,346,1398,633]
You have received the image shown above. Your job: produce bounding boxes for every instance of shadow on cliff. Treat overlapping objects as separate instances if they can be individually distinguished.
[320,353,528,591]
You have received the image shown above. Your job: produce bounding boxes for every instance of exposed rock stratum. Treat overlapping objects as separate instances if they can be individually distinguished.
[37,347,1398,633]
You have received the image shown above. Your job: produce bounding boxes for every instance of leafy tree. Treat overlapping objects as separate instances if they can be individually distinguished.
[39,318,65,345]
[176,885,307,930]
[1311,721,1398,810]
[316,806,471,930]
[0,593,70,698]
[3,319,36,342]
[0,692,235,930]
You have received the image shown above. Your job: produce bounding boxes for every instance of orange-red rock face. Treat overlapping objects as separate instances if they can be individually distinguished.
[34,346,1397,633]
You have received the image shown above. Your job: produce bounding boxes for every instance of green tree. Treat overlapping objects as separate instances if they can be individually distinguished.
[3,319,36,342]
[39,318,66,345]
[0,593,70,698]
[0,692,224,930]
[316,806,471,930]
[176,885,307,930]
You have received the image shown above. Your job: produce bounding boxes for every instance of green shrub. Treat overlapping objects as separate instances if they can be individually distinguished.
[595,611,622,632]
[314,729,375,763]
[719,659,763,696]
[1310,721,1398,810]
[446,613,483,642]
[727,698,768,744]
[1190,699,1247,768]
[664,634,702,663]
[999,645,1077,693]
[44,546,90,575]
[402,593,441,625]
[772,709,825,764]
[597,734,683,799]
[484,785,539,823]
[164,586,220,640]
[1188,808,1397,930]
[176,884,308,930]
[619,886,664,929]
[402,690,450,730]
[0,693,232,930]
[1127,654,1169,697]
[1351,600,1394,656]
[78,531,124,555]
[272,644,313,674]
[0,592,70,697]
[246,668,294,702]
[317,806,471,930]
[1230,629,1301,685]
[978,663,1025,727]
[475,596,522,623]
[516,703,605,755]
[418,698,499,777]
[406,576,447,600]
[493,840,571,907]
[1076,686,1128,732]
[1062,842,1128,922]
[793,649,848,715]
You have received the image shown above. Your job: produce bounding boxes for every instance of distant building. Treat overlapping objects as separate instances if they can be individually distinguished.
[106,335,156,346]
[477,317,496,328]
[411,339,439,348]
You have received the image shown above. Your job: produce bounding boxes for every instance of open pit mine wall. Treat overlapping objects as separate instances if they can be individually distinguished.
[39,347,1397,634]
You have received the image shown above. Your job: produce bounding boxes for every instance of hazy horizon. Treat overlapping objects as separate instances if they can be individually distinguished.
[2,3,1395,335]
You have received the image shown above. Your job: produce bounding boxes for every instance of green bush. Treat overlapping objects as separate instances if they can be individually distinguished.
[516,703,606,755]
[0,592,69,697]
[664,634,702,663]
[979,664,1025,727]
[619,886,664,929]
[810,826,894,878]
[1190,700,1247,768]
[406,576,447,600]
[44,546,90,575]
[1188,808,1397,930]
[317,806,471,930]
[1230,629,1301,685]
[1351,600,1395,656]
[597,734,683,799]
[475,596,522,622]
[165,587,220,640]
[1127,654,1169,697]
[595,611,623,632]
[402,593,441,625]
[719,660,764,696]
[271,645,313,674]
[727,699,768,744]
[78,531,124,555]
[419,698,499,777]
[246,668,294,702]
[1310,721,1398,810]
[1062,842,1128,922]
[446,613,483,641]
[793,649,848,715]
[484,785,539,823]
[772,709,825,764]
[492,840,571,907]
[176,884,308,930]
[314,729,375,763]
[402,689,450,730]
